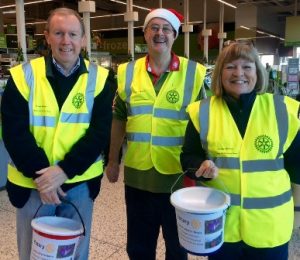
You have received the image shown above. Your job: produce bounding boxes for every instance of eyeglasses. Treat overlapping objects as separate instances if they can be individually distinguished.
[147,24,174,35]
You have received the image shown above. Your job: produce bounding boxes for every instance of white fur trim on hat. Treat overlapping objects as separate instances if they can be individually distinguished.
[143,8,181,37]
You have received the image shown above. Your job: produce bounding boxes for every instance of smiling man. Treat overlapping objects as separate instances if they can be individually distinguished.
[1,7,116,260]
[105,8,206,260]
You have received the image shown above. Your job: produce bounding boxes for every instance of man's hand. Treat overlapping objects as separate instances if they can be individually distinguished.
[34,165,68,193]
[39,188,66,204]
[105,161,120,183]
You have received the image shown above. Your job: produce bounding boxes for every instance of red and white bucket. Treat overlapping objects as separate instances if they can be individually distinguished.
[30,216,84,260]
[30,200,85,260]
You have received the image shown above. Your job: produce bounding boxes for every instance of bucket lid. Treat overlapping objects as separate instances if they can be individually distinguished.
[170,187,230,213]
[31,216,83,236]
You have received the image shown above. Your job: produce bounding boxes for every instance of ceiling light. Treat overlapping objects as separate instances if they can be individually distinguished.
[92,25,144,32]
[239,25,285,40]
[110,0,150,11]
[3,10,16,14]
[217,0,237,9]
[189,20,203,24]
[91,13,124,19]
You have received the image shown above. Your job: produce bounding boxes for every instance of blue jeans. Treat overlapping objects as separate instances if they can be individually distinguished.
[125,185,187,260]
[17,183,94,260]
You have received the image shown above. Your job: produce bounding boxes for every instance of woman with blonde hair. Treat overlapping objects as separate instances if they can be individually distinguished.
[180,41,300,260]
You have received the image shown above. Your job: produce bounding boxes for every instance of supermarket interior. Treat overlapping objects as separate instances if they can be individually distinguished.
[0,1,300,259]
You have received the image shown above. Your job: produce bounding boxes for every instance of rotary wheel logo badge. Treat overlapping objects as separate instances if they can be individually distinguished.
[72,93,84,109]
[166,90,179,103]
[191,219,201,230]
[254,135,273,153]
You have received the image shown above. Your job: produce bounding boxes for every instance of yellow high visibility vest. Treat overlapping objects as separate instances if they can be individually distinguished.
[118,56,206,174]
[187,94,300,247]
[8,57,109,188]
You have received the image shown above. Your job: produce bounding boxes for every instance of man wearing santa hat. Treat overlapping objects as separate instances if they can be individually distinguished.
[106,8,206,259]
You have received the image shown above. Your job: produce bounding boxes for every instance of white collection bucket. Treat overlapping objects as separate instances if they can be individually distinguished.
[170,186,230,255]
[30,216,83,260]
[30,200,85,260]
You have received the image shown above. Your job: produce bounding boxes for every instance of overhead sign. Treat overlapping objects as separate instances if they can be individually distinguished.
[285,16,300,46]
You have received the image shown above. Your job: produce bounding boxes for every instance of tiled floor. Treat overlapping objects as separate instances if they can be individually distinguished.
[0,165,207,260]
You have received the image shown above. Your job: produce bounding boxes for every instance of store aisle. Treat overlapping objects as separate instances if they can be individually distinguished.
[0,164,206,260]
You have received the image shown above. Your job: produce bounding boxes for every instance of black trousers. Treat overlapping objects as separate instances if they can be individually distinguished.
[125,185,187,260]
[208,241,289,260]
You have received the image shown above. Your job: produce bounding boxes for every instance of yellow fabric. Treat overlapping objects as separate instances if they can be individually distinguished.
[8,57,108,188]
[118,56,206,174]
[187,94,300,248]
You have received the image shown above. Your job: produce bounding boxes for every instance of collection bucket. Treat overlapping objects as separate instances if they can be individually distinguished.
[30,200,85,260]
[170,186,230,255]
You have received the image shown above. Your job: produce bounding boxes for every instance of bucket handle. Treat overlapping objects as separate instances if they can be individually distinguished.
[171,172,185,194]
[33,198,86,236]
[171,168,230,196]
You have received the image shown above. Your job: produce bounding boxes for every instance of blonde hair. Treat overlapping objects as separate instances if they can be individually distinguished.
[211,42,268,97]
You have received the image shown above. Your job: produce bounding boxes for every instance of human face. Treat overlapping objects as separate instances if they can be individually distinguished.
[144,18,175,55]
[222,58,257,99]
[44,14,86,72]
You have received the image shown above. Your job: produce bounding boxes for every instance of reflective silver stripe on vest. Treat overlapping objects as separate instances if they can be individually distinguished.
[23,62,34,90]
[213,157,284,172]
[199,97,210,151]
[243,158,284,172]
[229,193,241,206]
[127,133,183,146]
[227,190,292,209]
[213,157,240,169]
[23,62,36,126]
[129,106,188,120]
[60,113,91,123]
[125,60,136,103]
[61,62,98,123]
[182,60,197,106]
[22,62,57,127]
[243,189,292,209]
[154,108,188,120]
[152,136,184,146]
[127,133,151,142]
[33,116,56,127]
[273,95,287,158]
[129,105,153,116]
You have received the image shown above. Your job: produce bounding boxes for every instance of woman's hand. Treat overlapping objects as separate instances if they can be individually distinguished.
[195,160,219,179]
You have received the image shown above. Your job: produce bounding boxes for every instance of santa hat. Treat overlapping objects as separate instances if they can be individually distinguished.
[143,8,184,37]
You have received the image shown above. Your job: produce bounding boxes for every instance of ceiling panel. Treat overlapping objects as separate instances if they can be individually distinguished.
[0,0,299,37]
